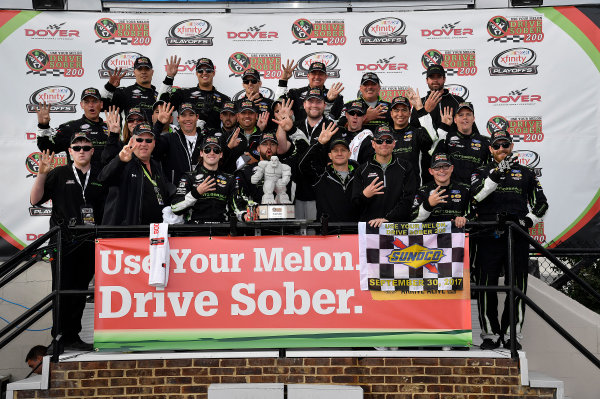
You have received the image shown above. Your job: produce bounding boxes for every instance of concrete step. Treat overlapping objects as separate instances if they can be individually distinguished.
[528,371,564,399]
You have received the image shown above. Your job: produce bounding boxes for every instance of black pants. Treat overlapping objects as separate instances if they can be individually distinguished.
[50,239,95,343]
[473,230,529,340]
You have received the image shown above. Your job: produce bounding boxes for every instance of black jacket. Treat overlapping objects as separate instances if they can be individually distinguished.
[411,180,472,223]
[102,82,158,123]
[276,81,344,121]
[152,124,203,184]
[410,88,466,131]
[160,85,230,130]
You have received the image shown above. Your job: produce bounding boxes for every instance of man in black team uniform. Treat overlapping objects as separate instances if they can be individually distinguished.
[471,130,548,350]
[235,68,274,131]
[354,72,392,131]
[36,88,115,169]
[101,55,179,122]
[160,57,230,130]
[30,133,105,353]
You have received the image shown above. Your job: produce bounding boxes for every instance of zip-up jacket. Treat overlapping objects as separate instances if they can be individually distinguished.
[160,85,230,130]
[410,89,467,131]
[152,124,203,184]
[275,82,344,121]
[101,82,166,123]
[411,180,472,223]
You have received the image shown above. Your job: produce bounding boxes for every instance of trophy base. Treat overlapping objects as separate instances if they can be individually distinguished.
[257,204,295,220]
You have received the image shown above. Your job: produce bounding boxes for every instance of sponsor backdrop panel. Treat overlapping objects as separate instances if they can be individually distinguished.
[0,7,599,255]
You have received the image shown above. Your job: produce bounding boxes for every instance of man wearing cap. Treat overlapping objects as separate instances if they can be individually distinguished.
[352,125,416,223]
[471,130,548,350]
[100,123,174,225]
[30,133,105,352]
[36,88,113,169]
[236,68,274,117]
[161,57,231,130]
[171,135,248,223]
[433,102,490,184]
[353,72,392,131]
[102,55,178,123]
[298,124,358,222]
[275,60,344,121]
[410,153,471,228]
[152,100,174,134]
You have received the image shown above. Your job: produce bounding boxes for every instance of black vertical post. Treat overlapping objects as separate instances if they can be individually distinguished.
[507,225,517,359]
[51,228,63,362]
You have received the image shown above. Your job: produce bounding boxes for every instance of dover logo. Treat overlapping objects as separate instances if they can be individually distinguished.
[487,115,544,143]
[227,52,282,79]
[487,15,544,43]
[98,52,144,79]
[387,239,443,274]
[94,18,151,45]
[25,49,83,77]
[421,49,477,76]
[489,48,538,76]
[488,87,541,106]
[513,150,542,177]
[228,24,278,41]
[421,21,473,39]
[291,18,346,46]
[27,86,76,113]
[360,17,406,45]
[356,56,407,75]
[446,84,469,100]
[294,52,340,78]
[24,22,79,40]
[232,87,275,102]
[25,152,67,178]
[166,19,213,46]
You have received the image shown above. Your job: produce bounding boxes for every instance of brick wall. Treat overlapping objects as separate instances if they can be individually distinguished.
[15,357,556,399]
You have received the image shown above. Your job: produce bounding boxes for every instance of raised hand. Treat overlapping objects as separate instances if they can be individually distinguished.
[165,55,181,78]
[424,90,442,113]
[104,105,121,133]
[257,111,270,131]
[227,127,241,149]
[406,88,423,110]
[119,138,137,162]
[317,122,339,145]
[38,150,55,175]
[157,102,175,125]
[428,185,448,207]
[363,176,384,198]
[108,67,126,88]
[280,59,297,81]
[36,102,51,125]
[365,104,387,122]
[196,176,216,195]
[327,82,344,101]
[440,106,453,125]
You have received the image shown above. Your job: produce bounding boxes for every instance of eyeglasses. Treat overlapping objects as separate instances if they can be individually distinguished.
[432,165,451,171]
[347,111,364,117]
[135,138,154,143]
[243,79,258,84]
[491,142,511,150]
[197,68,214,74]
[374,138,394,145]
[71,145,92,152]
[203,146,221,154]
[127,118,144,123]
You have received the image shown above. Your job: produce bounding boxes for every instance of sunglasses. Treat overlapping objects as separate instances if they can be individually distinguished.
[491,142,511,150]
[374,138,394,145]
[347,111,364,117]
[432,165,451,171]
[197,68,214,74]
[71,145,92,152]
[135,138,154,143]
[203,146,221,154]
[243,79,258,84]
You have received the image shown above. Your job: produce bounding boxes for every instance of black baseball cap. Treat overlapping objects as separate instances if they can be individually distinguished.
[361,72,380,85]
[70,132,92,144]
[259,132,278,145]
[374,124,394,139]
[202,135,221,149]
[133,56,152,70]
[431,153,452,168]
[242,68,261,81]
[238,100,258,113]
[426,64,445,77]
[308,62,327,73]
[196,58,214,71]
[132,123,154,136]
[179,102,197,115]
[305,88,325,101]
[344,100,367,115]
[456,102,474,113]
[490,130,513,144]
[391,96,411,110]
[126,107,144,120]
[329,134,350,152]
[80,87,101,101]
[220,101,237,114]
[152,100,166,112]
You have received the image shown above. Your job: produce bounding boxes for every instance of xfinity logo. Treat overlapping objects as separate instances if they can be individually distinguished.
[489,48,538,76]
[360,17,407,45]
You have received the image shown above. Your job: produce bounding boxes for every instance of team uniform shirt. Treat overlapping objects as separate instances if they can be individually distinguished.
[235,95,276,131]
[101,82,163,123]
[350,97,392,131]
[411,180,472,223]
[161,85,230,130]
[275,82,344,121]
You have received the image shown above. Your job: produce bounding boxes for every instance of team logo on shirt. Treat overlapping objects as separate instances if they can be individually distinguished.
[24,22,79,40]
[487,15,544,43]
[421,21,473,39]
[450,190,462,202]
[227,24,278,41]
[227,52,282,79]
[487,115,544,143]
[510,169,522,180]
[166,19,213,46]
[360,17,406,45]
[98,52,144,79]
[25,152,66,178]
[488,87,541,106]
[470,140,482,150]
[294,52,341,78]
[421,49,477,76]
[94,17,151,45]
[489,48,538,76]
[26,86,76,113]
[25,49,83,77]
[291,18,346,46]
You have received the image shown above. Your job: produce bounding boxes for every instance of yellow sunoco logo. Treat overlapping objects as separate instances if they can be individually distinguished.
[387,240,443,273]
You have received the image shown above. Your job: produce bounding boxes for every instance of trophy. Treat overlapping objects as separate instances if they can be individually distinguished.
[250,156,295,219]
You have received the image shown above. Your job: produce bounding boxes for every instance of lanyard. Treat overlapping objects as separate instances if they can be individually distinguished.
[142,165,157,186]
[72,165,90,203]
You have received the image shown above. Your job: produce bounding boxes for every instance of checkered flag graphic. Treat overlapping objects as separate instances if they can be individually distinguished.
[487,36,524,43]
[358,222,465,292]
[292,38,328,45]
[95,37,133,45]
[26,69,63,76]
[446,69,458,76]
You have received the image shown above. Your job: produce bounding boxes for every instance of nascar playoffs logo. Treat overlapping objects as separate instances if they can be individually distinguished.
[488,88,541,106]
[94,18,151,45]
[487,115,544,143]
[25,49,83,77]
[359,17,406,45]
[294,52,340,78]
[291,18,346,45]
[422,49,477,76]
[446,84,469,100]
[487,15,544,43]
[513,150,543,177]
[26,86,76,113]
[98,52,144,79]
[356,56,407,75]
[489,48,538,76]
[227,24,278,41]
[165,19,213,46]
[228,52,282,79]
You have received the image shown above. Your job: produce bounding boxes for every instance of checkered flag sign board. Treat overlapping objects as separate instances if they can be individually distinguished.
[358,222,465,292]
[487,36,524,43]
[292,38,328,45]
